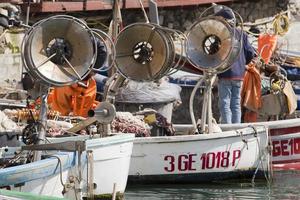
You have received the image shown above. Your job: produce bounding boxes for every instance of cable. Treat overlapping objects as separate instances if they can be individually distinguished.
[249,125,272,186]
[46,154,80,200]
[47,155,65,187]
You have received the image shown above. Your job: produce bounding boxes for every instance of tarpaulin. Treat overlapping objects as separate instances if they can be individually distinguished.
[241,62,262,122]
[257,34,277,64]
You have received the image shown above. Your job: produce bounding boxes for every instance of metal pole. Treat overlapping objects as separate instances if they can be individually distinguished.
[103,73,126,103]
[25,0,30,25]
[111,0,119,41]
[189,77,204,133]
[33,93,48,161]
[200,90,207,133]
[112,183,117,200]
[149,0,159,24]
[200,73,216,134]
[77,144,83,199]
[207,75,215,134]
[200,74,208,133]
[108,0,122,77]
[87,150,94,200]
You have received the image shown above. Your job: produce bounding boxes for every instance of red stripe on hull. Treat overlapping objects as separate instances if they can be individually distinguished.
[273,163,300,170]
[272,159,300,164]
[270,126,300,136]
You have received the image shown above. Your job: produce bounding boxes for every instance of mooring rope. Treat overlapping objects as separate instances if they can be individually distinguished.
[248,125,272,186]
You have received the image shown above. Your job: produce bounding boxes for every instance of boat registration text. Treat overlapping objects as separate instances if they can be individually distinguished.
[164,150,241,172]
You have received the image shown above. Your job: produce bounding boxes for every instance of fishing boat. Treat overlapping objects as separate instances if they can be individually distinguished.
[124,77,300,183]
[113,8,297,184]
[108,10,272,184]
[0,14,139,199]
[0,134,135,199]
[128,117,300,184]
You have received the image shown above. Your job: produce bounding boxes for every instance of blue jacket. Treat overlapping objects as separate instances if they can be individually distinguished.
[218,29,255,80]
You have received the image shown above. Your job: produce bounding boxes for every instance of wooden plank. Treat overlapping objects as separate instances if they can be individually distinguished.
[30,1,117,13]
[20,0,234,13]
[124,0,234,8]
[0,0,22,3]
[67,117,97,133]
[22,141,86,151]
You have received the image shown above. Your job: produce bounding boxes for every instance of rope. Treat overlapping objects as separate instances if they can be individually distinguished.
[237,129,248,150]
[272,13,289,36]
[267,127,273,182]
[243,10,289,26]
[245,29,261,37]
[0,29,8,41]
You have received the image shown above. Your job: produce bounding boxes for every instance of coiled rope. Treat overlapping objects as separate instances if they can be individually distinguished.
[272,13,289,36]
[244,11,290,37]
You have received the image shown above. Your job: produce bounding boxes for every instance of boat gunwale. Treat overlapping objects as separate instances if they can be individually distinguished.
[133,126,268,144]
[48,133,135,148]
[0,152,75,187]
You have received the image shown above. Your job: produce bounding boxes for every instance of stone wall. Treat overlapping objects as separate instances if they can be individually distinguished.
[20,0,298,32]
[122,0,291,32]
[289,0,300,19]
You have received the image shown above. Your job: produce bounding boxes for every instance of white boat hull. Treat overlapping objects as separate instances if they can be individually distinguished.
[82,136,133,195]
[0,134,134,198]
[129,126,270,183]
[176,118,300,170]
[7,152,74,198]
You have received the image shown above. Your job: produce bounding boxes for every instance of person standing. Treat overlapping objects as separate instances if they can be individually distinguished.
[216,8,256,124]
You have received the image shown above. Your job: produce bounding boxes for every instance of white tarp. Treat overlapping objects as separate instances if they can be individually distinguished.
[116,78,182,103]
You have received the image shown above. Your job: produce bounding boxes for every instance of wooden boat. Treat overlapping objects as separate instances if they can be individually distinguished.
[128,126,270,184]
[127,115,300,184]
[0,134,134,199]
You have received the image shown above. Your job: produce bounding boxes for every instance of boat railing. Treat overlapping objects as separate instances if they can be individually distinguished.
[21,140,86,152]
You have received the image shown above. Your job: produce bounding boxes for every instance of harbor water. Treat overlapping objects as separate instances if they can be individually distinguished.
[125,171,300,199]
